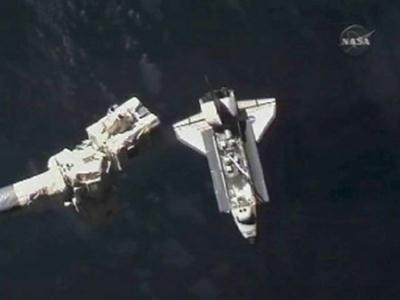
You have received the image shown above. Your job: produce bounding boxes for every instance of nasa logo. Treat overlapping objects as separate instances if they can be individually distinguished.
[339,24,375,56]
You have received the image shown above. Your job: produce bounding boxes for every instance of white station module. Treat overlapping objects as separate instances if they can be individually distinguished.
[173,88,276,243]
[0,97,160,213]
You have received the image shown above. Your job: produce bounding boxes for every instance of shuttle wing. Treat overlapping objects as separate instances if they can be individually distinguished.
[238,98,276,142]
[173,112,210,155]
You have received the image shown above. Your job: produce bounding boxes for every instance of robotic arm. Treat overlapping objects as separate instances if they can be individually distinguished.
[0,97,160,214]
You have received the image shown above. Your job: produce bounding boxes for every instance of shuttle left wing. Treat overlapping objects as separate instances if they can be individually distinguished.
[238,98,276,142]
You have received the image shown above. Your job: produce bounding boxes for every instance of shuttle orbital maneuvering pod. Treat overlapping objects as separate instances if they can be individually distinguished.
[0,98,160,216]
[173,88,276,243]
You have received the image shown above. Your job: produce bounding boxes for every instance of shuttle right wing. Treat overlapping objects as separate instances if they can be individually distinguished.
[173,112,210,155]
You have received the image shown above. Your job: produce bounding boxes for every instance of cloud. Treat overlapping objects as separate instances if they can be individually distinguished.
[139,53,162,96]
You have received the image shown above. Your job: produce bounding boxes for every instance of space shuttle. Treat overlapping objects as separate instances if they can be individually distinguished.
[0,97,160,216]
[173,88,276,243]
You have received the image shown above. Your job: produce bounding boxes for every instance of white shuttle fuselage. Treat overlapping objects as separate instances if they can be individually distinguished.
[173,88,276,243]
